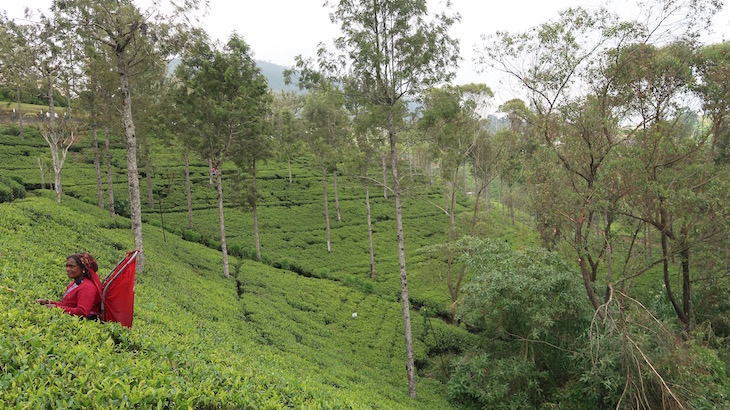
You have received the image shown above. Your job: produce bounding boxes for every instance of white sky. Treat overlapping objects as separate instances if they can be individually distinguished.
[4,0,729,104]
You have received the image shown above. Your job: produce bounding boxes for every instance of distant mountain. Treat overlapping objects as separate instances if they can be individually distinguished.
[256,61,302,94]
[168,59,301,94]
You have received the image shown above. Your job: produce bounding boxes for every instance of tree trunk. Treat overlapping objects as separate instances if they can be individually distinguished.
[389,109,416,398]
[333,170,342,222]
[681,246,691,330]
[288,156,293,184]
[462,159,467,195]
[208,158,214,187]
[105,127,115,218]
[662,229,688,328]
[576,209,601,312]
[444,180,449,214]
[509,185,515,224]
[216,167,229,278]
[253,159,262,262]
[382,153,388,199]
[144,140,154,209]
[366,174,375,279]
[322,167,332,253]
[93,119,104,209]
[185,152,193,229]
[500,177,505,215]
[116,49,144,273]
[446,169,458,304]
[45,78,63,204]
[485,175,491,212]
[37,158,46,189]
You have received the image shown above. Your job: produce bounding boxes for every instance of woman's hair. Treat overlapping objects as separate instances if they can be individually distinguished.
[67,253,99,277]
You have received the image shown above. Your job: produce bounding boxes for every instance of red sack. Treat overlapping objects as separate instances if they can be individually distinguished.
[101,251,139,328]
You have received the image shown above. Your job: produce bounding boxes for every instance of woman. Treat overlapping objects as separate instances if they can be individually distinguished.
[36,253,103,318]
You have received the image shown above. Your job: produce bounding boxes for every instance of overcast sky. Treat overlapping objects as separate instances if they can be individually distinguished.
[4,0,729,104]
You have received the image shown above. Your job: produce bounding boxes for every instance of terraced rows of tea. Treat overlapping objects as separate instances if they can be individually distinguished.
[0,125,481,408]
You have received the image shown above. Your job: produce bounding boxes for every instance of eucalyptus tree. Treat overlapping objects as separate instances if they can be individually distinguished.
[344,76,389,279]
[166,73,197,229]
[301,81,350,253]
[176,33,269,278]
[611,41,730,332]
[58,0,205,273]
[130,58,169,211]
[230,83,272,263]
[478,3,724,406]
[0,16,32,140]
[270,91,305,183]
[325,0,460,397]
[694,42,730,164]
[419,83,492,305]
[17,8,77,204]
[78,41,120,211]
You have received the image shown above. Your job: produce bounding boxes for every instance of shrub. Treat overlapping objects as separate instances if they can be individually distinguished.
[0,183,12,203]
[182,229,201,243]
[115,199,130,218]
[0,175,26,200]
[449,353,546,409]
[228,243,242,258]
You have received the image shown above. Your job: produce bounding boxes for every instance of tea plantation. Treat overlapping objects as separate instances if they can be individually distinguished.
[0,124,529,408]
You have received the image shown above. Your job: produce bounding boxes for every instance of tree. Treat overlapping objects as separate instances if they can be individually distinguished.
[230,82,271,263]
[0,16,32,140]
[694,42,730,164]
[301,82,350,253]
[21,8,76,204]
[327,0,460,397]
[60,0,204,273]
[270,91,305,184]
[78,39,120,211]
[419,83,492,306]
[176,33,269,278]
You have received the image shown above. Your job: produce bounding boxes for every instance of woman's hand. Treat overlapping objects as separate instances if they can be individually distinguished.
[35,299,51,305]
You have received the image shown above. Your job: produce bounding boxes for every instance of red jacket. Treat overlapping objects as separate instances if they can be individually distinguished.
[54,278,101,317]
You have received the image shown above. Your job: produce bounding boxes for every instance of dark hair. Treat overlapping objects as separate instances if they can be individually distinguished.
[67,253,99,278]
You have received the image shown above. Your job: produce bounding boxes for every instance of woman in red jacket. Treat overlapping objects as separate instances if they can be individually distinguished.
[36,253,103,319]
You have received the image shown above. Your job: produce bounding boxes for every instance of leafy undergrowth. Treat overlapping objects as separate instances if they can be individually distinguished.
[0,193,457,409]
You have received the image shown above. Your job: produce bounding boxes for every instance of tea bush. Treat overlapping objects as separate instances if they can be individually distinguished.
[0,194,458,409]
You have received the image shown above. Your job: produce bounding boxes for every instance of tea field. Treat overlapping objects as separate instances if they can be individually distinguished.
[0,123,530,408]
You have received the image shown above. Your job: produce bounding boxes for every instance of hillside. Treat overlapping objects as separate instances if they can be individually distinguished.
[0,123,495,408]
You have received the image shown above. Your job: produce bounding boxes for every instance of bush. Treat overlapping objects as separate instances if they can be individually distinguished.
[182,229,201,243]
[0,175,25,201]
[448,353,546,409]
[0,183,12,203]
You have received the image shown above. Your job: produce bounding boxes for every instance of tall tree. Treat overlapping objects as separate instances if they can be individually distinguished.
[301,82,350,253]
[694,42,730,164]
[230,82,271,263]
[327,0,460,397]
[0,16,32,140]
[270,91,305,184]
[176,33,269,278]
[419,83,492,306]
[61,0,204,273]
[21,8,75,203]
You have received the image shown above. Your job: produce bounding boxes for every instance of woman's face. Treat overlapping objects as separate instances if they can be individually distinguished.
[66,258,84,281]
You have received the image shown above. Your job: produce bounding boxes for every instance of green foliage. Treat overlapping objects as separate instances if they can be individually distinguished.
[450,237,592,407]
[0,194,459,409]
[0,175,25,202]
[449,353,546,409]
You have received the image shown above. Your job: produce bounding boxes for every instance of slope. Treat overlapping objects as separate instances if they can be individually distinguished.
[0,192,457,408]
